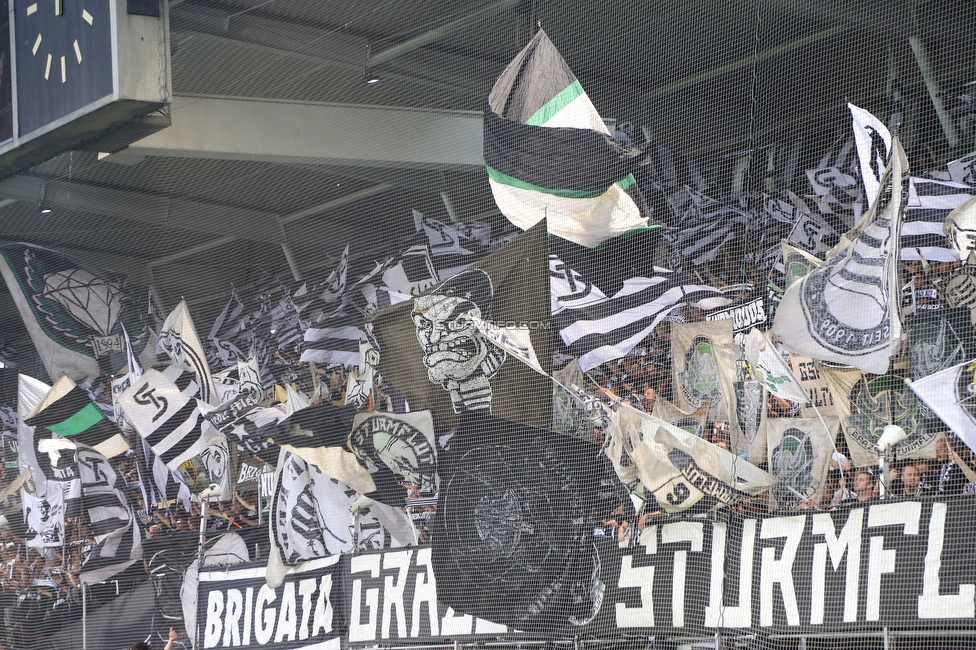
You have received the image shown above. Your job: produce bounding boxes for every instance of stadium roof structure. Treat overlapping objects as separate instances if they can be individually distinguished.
[0,0,972,370]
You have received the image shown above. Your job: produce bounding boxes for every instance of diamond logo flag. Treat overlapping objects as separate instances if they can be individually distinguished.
[25,376,130,459]
[118,365,208,471]
[368,220,552,430]
[0,243,156,381]
[772,138,908,375]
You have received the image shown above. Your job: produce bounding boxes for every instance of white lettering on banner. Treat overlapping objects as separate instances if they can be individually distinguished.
[411,549,439,638]
[350,555,381,642]
[705,298,768,332]
[254,585,276,644]
[661,522,704,627]
[382,551,412,639]
[243,587,253,645]
[346,550,505,642]
[705,519,755,628]
[616,526,657,627]
[203,574,336,648]
[918,502,975,619]
[223,589,243,646]
[811,509,863,624]
[759,516,804,627]
[206,591,224,648]
[866,502,920,621]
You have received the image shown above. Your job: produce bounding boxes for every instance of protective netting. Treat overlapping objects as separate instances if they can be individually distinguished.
[1,2,976,650]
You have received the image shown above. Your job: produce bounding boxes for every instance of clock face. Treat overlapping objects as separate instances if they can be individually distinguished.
[15,0,113,136]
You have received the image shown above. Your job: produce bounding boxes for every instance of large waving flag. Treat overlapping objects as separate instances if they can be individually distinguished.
[117,365,208,471]
[0,243,156,381]
[25,376,129,459]
[772,138,908,375]
[76,445,142,583]
[484,28,650,248]
[550,252,729,370]
[368,220,553,430]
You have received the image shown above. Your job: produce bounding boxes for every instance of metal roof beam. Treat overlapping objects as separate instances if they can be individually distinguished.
[104,94,485,169]
[0,174,285,243]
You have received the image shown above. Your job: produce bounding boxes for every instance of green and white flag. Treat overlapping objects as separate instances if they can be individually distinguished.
[0,243,155,382]
[766,417,839,510]
[25,376,129,459]
[484,28,650,248]
[670,320,738,423]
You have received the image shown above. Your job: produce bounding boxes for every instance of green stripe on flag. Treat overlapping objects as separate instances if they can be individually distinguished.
[487,165,635,199]
[526,80,585,126]
[45,402,105,437]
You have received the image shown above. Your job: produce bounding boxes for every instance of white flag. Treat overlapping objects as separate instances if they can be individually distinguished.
[159,300,217,406]
[472,315,546,376]
[607,405,776,514]
[907,360,976,454]
[849,103,892,211]
[772,138,907,375]
[743,328,809,403]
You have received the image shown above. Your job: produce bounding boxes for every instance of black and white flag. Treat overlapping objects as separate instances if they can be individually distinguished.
[77,445,142,583]
[160,300,217,406]
[550,252,729,371]
[772,138,907,375]
[849,103,892,212]
[118,365,208,471]
[349,410,437,489]
[902,177,976,262]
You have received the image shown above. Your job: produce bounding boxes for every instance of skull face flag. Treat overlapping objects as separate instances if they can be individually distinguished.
[368,220,552,430]
[432,412,624,631]
[772,138,908,375]
[0,243,156,382]
[484,28,650,248]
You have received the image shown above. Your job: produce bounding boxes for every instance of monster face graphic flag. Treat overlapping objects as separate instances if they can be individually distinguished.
[485,28,650,248]
[368,220,552,430]
[0,243,155,381]
[765,417,839,510]
[433,412,623,631]
[772,138,908,375]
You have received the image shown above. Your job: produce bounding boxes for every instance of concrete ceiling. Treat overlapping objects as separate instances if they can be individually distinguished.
[1,0,973,375]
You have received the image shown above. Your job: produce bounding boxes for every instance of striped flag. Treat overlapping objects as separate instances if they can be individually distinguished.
[902,177,976,262]
[484,28,650,248]
[117,365,208,471]
[663,187,748,268]
[76,445,141,583]
[300,311,366,367]
[25,376,130,459]
[159,300,217,406]
[550,252,730,371]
